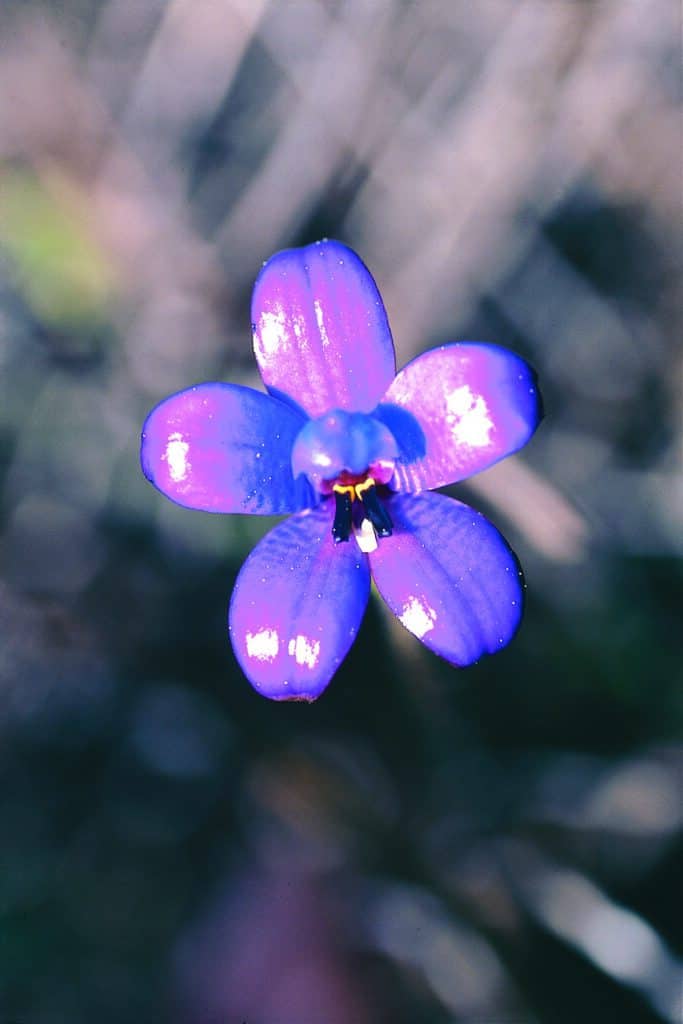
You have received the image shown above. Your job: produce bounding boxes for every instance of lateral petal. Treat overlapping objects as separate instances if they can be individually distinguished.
[378,343,542,491]
[141,382,314,514]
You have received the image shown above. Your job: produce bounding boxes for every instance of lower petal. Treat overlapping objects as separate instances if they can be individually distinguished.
[368,492,523,666]
[229,505,370,700]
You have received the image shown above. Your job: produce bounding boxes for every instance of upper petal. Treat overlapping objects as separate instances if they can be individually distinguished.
[229,504,370,700]
[377,343,542,491]
[369,492,524,666]
[141,382,315,514]
[251,240,396,418]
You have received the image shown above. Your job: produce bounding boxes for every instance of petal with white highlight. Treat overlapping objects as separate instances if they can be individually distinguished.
[378,342,542,491]
[245,629,279,661]
[141,382,314,514]
[369,492,523,666]
[229,504,371,700]
[399,596,437,639]
[252,240,396,417]
[446,386,494,448]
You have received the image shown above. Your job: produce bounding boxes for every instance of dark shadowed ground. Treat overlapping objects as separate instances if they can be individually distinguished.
[0,2,681,1022]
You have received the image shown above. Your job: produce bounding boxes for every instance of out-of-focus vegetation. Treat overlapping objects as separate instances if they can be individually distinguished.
[0,2,680,1022]
[0,168,117,332]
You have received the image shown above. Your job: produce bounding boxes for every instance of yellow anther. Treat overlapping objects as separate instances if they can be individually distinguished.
[332,476,377,501]
[332,483,357,499]
[355,477,376,498]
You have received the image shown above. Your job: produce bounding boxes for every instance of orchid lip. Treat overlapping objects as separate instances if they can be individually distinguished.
[331,476,393,551]
[332,488,353,543]
[357,479,393,537]
[290,407,398,550]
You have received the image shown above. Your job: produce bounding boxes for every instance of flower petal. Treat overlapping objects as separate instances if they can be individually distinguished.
[251,240,396,418]
[229,505,370,700]
[377,343,542,491]
[141,382,315,514]
[369,492,524,666]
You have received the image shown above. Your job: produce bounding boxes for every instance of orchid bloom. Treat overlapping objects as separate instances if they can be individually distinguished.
[141,240,542,701]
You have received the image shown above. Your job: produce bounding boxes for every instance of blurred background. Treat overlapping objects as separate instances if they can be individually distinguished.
[0,1,681,1022]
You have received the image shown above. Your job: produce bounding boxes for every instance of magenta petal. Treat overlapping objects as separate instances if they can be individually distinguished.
[251,240,396,418]
[229,505,370,700]
[380,343,542,491]
[141,383,314,514]
[369,492,523,666]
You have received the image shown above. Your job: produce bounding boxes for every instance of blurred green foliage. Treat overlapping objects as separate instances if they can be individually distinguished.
[0,167,116,332]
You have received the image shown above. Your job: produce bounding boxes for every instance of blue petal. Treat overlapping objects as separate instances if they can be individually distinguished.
[369,492,524,665]
[251,240,396,418]
[378,343,542,491]
[141,382,315,514]
[229,505,371,700]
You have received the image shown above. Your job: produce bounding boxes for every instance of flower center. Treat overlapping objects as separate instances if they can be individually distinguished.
[331,476,393,552]
[291,409,398,551]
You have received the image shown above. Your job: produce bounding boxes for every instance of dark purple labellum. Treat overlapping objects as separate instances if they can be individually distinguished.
[332,488,353,543]
[357,481,393,538]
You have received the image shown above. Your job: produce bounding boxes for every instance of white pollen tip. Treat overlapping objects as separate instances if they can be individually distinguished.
[353,518,378,553]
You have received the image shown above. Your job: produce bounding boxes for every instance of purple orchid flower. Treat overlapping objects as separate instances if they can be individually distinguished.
[141,240,542,701]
